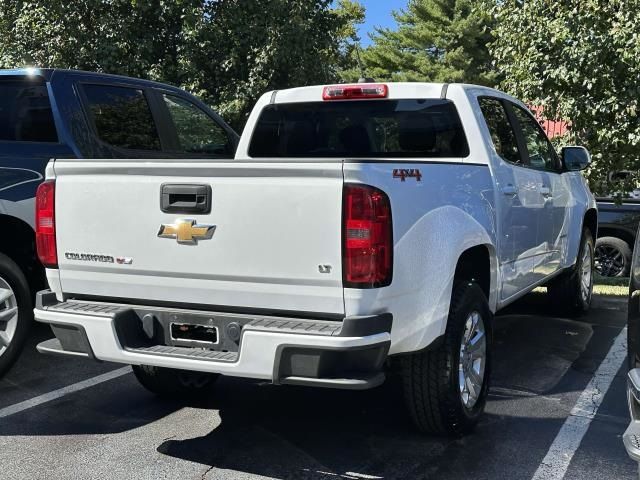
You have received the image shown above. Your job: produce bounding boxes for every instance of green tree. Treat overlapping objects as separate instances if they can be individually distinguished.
[0,1,201,85]
[491,1,640,195]
[345,0,496,85]
[0,0,363,130]
[188,0,365,128]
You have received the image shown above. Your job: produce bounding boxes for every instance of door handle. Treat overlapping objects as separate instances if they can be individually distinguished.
[160,184,212,214]
[501,184,518,196]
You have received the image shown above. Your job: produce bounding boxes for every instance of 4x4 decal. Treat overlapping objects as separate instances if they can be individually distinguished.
[393,168,422,182]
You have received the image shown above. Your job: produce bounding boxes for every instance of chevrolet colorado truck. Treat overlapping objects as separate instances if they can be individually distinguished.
[34,82,597,435]
[0,68,238,376]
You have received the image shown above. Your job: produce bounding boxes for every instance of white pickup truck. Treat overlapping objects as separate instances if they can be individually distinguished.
[34,82,597,435]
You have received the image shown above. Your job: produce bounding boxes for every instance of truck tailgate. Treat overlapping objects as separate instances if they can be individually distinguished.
[52,160,345,315]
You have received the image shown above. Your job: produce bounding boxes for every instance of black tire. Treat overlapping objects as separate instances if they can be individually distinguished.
[595,236,631,278]
[132,364,219,399]
[0,253,33,378]
[401,282,492,436]
[548,228,594,317]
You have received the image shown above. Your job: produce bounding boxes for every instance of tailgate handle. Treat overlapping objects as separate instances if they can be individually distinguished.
[160,184,211,214]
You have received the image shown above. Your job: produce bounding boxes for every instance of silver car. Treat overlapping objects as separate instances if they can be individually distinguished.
[624,229,640,472]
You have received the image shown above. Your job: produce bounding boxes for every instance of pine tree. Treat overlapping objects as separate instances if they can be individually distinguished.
[351,0,496,86]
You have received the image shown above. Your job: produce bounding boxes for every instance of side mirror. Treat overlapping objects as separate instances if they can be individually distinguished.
[562,146,591,171]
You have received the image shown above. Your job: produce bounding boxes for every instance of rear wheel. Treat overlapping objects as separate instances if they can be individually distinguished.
[595,236,631,278]
[548,228,594,316]
[132,364,219,398]
[0,253,33,377]
[401,282,492,435]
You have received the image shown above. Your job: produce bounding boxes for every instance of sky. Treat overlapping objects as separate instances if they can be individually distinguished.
[355,0,408,46]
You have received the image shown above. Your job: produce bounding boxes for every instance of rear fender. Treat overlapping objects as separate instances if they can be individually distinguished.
[345,205,497,354]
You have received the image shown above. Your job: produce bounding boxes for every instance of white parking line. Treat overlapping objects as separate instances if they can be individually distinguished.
[532,327,628,480]
[0,366,130,419]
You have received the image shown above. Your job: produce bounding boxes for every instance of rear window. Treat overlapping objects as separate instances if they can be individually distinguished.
[0,79,58,143]
[83,84,161,151]
[248,99,469,158]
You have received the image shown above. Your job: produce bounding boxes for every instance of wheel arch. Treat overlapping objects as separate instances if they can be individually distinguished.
[583,208,598,240]
[453,243,499,313]
[0,214,43,295]
[565,207,598,268]
[596,226,634,248]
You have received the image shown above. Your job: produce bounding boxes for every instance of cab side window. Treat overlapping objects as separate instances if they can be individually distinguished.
[162,94,231,156]
[511,104,560,172]
[83,84,161,151]
[0,79,58,143]
[478,97,522,165]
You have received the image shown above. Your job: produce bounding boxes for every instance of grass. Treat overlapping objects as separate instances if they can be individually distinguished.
[534,274,630,297]
[593,284,628,296]
[593,274,629,297]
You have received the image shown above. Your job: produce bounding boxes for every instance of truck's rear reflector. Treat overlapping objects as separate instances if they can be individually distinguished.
[36,180,57,268]
[323,84,388,101]
[343,184,392,288]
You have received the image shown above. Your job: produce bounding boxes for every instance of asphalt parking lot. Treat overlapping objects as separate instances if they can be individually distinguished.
[0,292,636,480]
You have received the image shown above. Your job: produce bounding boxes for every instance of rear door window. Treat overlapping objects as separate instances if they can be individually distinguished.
[0,79,58,143]
[249,99,469,158]
[162,94,232,157]
[83,84,161,151]
[478,97,523,165]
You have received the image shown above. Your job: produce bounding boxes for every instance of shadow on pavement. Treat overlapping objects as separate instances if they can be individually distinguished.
[157,378,453,480]
[153,296,623,479]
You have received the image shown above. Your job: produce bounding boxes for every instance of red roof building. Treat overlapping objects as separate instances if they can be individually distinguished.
[529,105,569,139]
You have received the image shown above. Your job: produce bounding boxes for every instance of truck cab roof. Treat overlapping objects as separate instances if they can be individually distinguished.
[267,82,524,107]
[0,68,190,96]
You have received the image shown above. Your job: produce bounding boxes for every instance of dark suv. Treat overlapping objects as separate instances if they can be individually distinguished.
[0,68,238,375]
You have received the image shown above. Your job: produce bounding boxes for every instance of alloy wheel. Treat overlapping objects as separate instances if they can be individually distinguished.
[594,245,626,277]
[458,311,487,409]
[581,244,594,303]
[0,276,18,357]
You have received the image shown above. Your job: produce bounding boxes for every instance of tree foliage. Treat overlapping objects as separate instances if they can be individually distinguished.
[0,0,363,129]
[491,1,640,194]
[188,0,364,127]
[344,0,496,86]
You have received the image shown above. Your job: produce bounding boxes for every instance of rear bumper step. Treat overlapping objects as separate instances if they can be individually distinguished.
[126,345,238,362]
[34,290,391,390]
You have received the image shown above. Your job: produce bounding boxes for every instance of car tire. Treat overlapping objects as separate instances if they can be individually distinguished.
[132,364,219,398]
[401,282,492,436]
[548,228,594,317]
[595,236,632,278]
[0,253,33,377]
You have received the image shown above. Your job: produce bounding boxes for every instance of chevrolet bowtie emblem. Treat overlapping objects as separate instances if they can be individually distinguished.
[157,219,216,245]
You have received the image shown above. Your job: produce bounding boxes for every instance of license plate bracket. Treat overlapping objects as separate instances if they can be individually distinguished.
[114,308,252,353]
[170,322,218,345]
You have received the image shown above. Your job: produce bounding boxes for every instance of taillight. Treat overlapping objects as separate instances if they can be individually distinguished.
[343,184,392,288]
[323,84,388,101]
[36,180,57,268]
